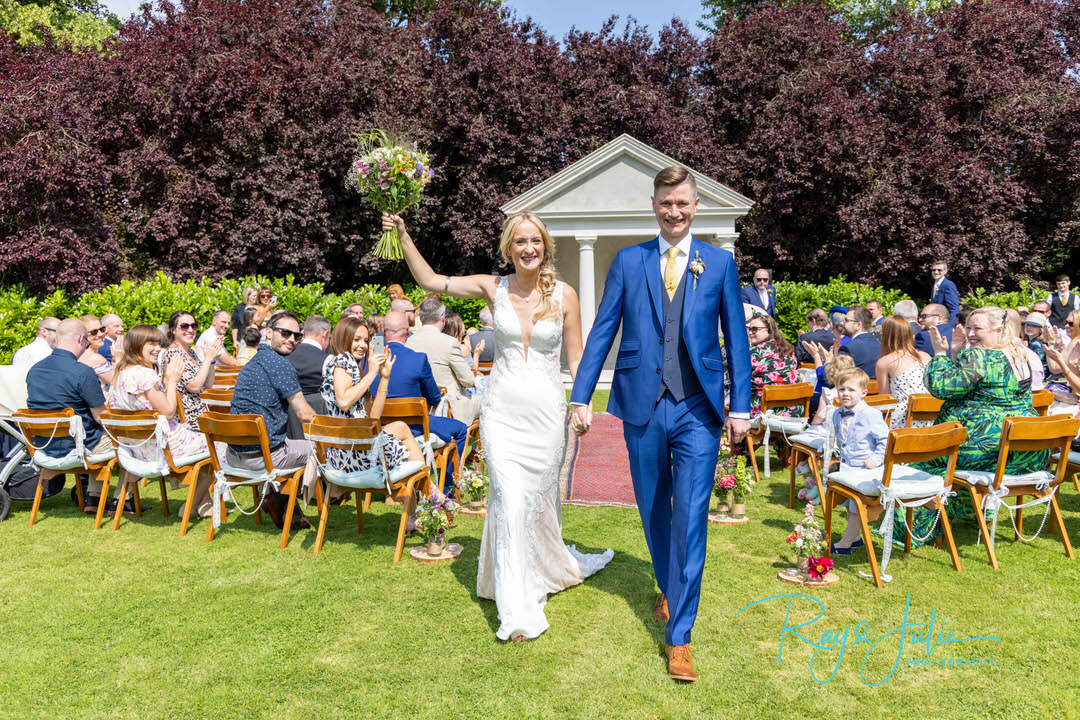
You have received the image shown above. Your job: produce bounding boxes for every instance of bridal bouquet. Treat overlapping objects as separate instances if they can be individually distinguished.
[347,130,434,260]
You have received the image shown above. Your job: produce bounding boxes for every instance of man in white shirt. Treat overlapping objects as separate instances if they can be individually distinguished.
[195,311,239,366]
[1045,274,1079,331]
[12,317,60,367]
[740,268,776,317]
[99,314,124,362]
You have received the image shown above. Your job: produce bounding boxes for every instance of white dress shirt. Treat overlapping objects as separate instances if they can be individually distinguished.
[657,234,692,285]
[195,327,224,363]
[1045,292,1080,312]
[759,288,769,307]
[11,336,52,368]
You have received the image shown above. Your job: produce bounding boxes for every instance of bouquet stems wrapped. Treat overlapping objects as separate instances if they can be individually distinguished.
[347,130,434,260]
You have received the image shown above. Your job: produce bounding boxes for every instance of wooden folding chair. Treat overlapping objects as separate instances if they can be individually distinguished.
[798,362,816,371]
[12,408,117,529]
[746,383,814,483]
[196,411,307,548]
[824,422,968,588]
[1032,389,1054,417]
[790,395,896,508]
[867,379,879,395]
[474,361,493,377]
[951,415,1080,570]
[306,416,431,561]
[380,397,457,502]
[201,387,234,412]
[438,387,481,465]
[212,373,238,390]
[99,409,212,534]
[904,393,943,428]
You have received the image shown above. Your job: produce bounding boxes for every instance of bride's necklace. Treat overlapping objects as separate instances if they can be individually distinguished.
[510,276,540,307]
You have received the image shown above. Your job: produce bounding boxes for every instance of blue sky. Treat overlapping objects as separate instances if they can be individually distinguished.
[99,0,706,38]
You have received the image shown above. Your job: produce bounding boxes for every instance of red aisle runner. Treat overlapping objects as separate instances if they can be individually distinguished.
[565,413,638,508]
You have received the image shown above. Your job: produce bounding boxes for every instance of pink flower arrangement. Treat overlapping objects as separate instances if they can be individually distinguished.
[719,475,736,490]
[807,556,834,579]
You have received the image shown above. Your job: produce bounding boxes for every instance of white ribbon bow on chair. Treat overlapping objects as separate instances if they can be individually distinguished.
[980,480,1055,549]
[212,470,282,528]
[860,483,955,584]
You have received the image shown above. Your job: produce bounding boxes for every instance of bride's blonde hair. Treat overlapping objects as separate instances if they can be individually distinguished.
[499,211,560,322]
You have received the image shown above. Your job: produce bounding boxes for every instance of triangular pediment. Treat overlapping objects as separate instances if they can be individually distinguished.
[500,134,753,215]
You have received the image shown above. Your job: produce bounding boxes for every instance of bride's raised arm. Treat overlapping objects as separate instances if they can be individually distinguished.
[383,213,498,304]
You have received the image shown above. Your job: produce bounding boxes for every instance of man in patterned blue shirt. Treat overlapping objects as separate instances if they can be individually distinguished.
[227,311,316,528]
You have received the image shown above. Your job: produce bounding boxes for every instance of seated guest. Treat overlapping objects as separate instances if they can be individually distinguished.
[391,298,419,332]
[904,306,1044,545]
[1021,311,1052,377]
[875,316,930,429]
[236,327,261,365]
[829,309,850,347]
[26,319,126,511]
[866,300,884,330]
[230,286,258,349]
[368,314,385,341]
[99,314,124,363]
[374,311,468,493]
[227,311,316,529]
[252,287,277,327]
[160,311,217,431]
[387,284,405,303]
[914,303,952,358]
[407,299,481,426]
[319,316,440,505]
[78,315,115,391]
[343,303,365,319]
[443,312,483,368]
[285,314,331,439]
[110,325,213,516]
[894,299,921,338]
[468,307,496,364]
[741,268,776,318]
[1046,311,1080,409]
[12,317,60,367]
[196,311,239,366]
[746,314,799,418]
[951,305,975,357]
[1005,309,1044,391]
[837,306,880,378]
[795,308,833,364]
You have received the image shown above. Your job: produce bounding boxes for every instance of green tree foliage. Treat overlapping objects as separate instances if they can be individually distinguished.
[0,0,118,48]
[699,0,955,41]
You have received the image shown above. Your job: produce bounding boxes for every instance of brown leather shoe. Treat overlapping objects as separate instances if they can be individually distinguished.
[666,644,697,682]
[653,593,669,622]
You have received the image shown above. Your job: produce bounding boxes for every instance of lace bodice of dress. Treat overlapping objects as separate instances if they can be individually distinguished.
[490,276,563,374]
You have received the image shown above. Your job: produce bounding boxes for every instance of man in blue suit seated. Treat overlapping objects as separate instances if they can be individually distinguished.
[795,308,834,364]
[930,260,960,328]
[837,306,880,378]
[740,268,776,318]
[914,303,952,358]
[371,311,467,494]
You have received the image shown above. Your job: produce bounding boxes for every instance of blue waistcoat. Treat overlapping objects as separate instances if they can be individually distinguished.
[657,272,704,404]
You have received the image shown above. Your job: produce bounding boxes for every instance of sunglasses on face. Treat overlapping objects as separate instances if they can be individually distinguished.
[918,313,941,320]
[748,326,768,333]
[87,327,104,336]
[178,322,198,331]
[272,327,304,341]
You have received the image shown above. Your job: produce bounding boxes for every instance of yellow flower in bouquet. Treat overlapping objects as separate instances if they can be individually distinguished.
[347,130,434,260]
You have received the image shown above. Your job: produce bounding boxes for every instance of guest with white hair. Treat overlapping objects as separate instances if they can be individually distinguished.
[99,314,124,362]
[12,317,60,367]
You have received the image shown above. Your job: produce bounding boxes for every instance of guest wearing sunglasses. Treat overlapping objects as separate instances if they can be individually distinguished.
[78,315,115,391]
[160,311,220,431]
[252,286,277,327]
[746,315,800,418]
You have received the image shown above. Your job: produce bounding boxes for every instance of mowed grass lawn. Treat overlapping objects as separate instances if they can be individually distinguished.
[1,441,1079,719]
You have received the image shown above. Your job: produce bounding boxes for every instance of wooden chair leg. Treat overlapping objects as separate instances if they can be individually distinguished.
[1015,495,1024,541]
[179,469,198,538]
[73,472,85,512]
[1050,494,1074,559]
[822,487,834,557]
[92,467,112,530]
[356,490,365,534]
[158,478,170,517]
[363,492,372,511]
[112,476,130,532]
[788,449,799,509]
[745,435,761,484]
[808,455,825,512]
[132,482,143,518]
[279,478,299,549]
[252,485,263,525]
[28,474,46,528]
[1072,471,1079,493]
[314,481,330,553]
[968,487,999,570]
[904,507,913,554]
[938,501,962,572]
[393,480,415,563]
[855,501,882,589]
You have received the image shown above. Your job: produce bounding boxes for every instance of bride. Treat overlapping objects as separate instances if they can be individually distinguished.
[384,211,613,642]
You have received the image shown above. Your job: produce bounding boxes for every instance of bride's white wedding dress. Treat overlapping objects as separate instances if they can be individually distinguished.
[476,276,614,640]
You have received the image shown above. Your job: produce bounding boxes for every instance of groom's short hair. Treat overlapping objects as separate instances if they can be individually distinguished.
[653,166,697,194]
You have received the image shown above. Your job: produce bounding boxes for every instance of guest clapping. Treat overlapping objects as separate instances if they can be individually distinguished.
[161,311,218,431]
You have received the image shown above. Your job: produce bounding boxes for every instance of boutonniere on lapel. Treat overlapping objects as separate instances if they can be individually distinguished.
[689,251,706,290]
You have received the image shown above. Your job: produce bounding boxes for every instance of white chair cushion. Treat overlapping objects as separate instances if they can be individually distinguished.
[953,469,1055,487]
[389,460,425,483]
[86,448,115,465]
[828,464,946,500]
[321,459,425,490]
[32,449,84,471]
[750,415,809,435]
[788,433,826,452]
[116,448,210,479]
[218,463,304,481]
[415,434,447,450]
[1050,449,1080,466]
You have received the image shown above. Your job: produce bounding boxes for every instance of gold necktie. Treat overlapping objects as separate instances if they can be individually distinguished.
[664,247,679,300]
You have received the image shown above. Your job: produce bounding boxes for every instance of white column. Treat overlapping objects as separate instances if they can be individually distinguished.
[576,234,597,339]
[702,233,738,255]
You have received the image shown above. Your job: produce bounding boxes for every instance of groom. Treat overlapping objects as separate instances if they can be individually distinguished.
[570,167,751,682]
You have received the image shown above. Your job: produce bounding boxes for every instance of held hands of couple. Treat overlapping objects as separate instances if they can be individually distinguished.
[570,404,592,436]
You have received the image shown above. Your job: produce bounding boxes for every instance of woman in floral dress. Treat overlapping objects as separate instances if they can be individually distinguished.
[747,315,801,417]
[900,307,1046,545]
[159,311,218,431]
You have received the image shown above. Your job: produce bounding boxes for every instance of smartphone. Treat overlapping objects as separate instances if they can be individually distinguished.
[371,334,385,356]
[270,294,277,304]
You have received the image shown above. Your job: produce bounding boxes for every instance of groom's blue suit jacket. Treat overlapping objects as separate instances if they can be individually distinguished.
[570,235,751,426]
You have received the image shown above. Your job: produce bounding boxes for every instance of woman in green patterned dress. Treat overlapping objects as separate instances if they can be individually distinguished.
[900,307,1047,545]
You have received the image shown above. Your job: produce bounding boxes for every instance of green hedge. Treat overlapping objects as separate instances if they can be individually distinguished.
[0,273,486,363]
[773,277,911,341]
